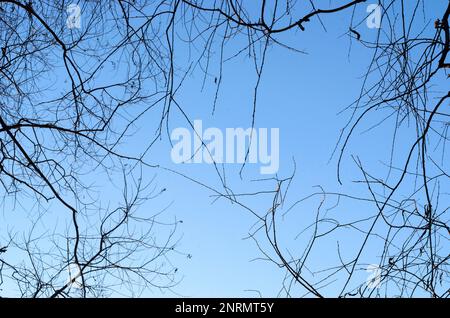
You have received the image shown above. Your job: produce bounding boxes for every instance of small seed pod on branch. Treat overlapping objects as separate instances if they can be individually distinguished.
[435,19,442,29]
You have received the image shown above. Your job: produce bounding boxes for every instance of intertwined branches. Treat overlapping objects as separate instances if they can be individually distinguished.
[0,0,448,298]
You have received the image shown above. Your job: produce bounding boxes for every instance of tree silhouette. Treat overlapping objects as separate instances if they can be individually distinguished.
[0,0,448,297]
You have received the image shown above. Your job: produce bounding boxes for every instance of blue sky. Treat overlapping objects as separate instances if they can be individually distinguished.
[1,1,448,297]
[135,1,447,297]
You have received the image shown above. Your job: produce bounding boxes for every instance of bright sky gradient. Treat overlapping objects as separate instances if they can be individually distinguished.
[1,1,447,298]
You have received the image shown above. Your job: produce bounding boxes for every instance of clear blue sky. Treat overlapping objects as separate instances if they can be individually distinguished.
[137,0,447,297]
[1,1,447,297]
